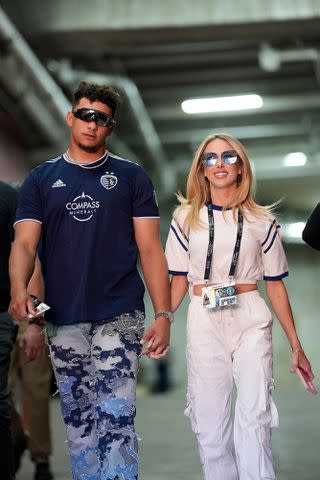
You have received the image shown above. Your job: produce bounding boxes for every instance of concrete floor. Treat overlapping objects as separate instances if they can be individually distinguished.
[16,386,320,480]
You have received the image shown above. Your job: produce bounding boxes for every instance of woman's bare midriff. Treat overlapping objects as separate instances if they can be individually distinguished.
[193,283,257,296]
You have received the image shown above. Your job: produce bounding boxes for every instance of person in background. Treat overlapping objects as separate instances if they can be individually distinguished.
[0,181,45,479]
[165,133,314,480]
[9,303,53,480]
[9,81,172,480]
[302,203,320,250]
[0,180,19,480]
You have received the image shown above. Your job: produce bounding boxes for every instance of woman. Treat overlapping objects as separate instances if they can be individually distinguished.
[165,133,314,480]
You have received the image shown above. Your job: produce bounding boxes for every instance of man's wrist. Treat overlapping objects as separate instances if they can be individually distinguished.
[11,284,27,296]
[29,315,45,327]
[154,311,174,324]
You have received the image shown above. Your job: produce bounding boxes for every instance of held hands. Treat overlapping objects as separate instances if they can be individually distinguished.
[140,315,170,360]
[290,349,314,381]
[9,289,37,322]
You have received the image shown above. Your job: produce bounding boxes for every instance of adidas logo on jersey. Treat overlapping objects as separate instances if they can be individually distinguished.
[52,179,66,188]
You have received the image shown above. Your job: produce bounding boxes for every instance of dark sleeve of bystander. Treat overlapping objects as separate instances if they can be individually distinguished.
[302,203,320,251]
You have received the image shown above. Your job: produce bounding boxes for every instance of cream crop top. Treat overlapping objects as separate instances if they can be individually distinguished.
[165,204,288,285]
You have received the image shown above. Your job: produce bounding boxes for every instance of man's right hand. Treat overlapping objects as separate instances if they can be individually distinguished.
[9,289,37,322]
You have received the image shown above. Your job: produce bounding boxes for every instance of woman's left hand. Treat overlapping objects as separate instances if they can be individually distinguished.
[290,349,314,381]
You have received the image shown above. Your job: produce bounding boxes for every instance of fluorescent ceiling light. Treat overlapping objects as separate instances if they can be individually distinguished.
[283,152,307,167]
[181,94,263,114]
[285,222,305,239]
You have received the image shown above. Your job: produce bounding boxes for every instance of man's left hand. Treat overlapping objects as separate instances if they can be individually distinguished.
[140,316,170,359]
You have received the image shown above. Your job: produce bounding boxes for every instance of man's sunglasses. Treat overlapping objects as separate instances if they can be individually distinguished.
[201,150,238,166]
[72,108,116,128]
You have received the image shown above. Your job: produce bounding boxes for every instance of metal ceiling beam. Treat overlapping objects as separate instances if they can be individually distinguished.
[148,93,320,122]
[142,76,318,101]
[130,124,310,146]
[2,0,320,33]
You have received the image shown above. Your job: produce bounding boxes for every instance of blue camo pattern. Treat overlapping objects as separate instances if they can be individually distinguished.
[46,311,145,480]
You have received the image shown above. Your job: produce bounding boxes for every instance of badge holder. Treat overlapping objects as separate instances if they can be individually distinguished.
[202,279,237,309]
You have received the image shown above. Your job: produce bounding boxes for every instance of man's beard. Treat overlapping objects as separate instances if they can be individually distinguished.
[77,140,105,153]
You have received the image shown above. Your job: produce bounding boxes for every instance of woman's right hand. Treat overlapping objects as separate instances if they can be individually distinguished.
[290,349,314,381]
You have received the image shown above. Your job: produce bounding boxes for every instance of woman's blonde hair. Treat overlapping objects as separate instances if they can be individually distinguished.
[175,133,276,229]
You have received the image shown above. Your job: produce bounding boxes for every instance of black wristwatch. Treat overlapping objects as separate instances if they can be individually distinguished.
[154,311,174,323]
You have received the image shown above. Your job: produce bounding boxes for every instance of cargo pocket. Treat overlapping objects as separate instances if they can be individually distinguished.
[184,394,200,434]
[268,378,279,428]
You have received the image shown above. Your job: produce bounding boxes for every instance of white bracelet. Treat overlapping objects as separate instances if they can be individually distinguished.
[291,347,304,354]
[154,311,174,323]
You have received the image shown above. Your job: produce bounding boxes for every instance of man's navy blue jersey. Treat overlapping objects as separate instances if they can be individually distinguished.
[15,152,159,325]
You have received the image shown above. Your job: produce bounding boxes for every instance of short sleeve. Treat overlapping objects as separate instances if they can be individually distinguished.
[165,212,189,276]
[302,203,320,251]
[5,185,18,241]
[132,167,159,218]
[260,218,288,281]
[14,171,43,226]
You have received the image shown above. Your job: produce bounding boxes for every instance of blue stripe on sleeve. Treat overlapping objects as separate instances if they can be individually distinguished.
[169,270,188,276]
[263,230,278,253]
[263,272,288,281]
[261,219,276,247]
[170,225,188,252]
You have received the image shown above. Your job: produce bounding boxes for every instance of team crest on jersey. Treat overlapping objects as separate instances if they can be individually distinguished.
[100,172,118,190]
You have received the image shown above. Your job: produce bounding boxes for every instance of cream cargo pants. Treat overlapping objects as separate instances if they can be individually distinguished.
[185,291,278,480]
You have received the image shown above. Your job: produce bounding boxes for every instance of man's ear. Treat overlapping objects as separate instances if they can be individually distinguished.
[66,111,73,128]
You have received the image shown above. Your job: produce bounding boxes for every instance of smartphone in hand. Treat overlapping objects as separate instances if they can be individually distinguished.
[28,295,50,318]
[296,367,318,395]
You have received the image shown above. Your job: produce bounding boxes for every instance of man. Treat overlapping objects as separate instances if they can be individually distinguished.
[0,181,45,479]
[9,316,53,480]
[0,180,19,480]
[9,81,172,480]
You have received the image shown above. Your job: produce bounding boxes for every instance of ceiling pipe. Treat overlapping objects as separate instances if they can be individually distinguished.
[0,7,70,118]
[259,42,320,85]
[0,6,69,146]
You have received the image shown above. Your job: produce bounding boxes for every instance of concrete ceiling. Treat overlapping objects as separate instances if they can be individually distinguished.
[1,0,320,216]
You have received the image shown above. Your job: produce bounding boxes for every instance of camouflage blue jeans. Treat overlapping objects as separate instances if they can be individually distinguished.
[46,310,145,480]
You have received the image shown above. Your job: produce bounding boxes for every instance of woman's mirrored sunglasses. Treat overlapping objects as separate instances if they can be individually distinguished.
[72,108,116,128]
[201,150,238,166]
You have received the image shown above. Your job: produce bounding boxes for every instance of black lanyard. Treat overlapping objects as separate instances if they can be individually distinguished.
[204,205,244,283]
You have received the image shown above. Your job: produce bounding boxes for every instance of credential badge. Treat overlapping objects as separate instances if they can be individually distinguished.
[100,172,118,190]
